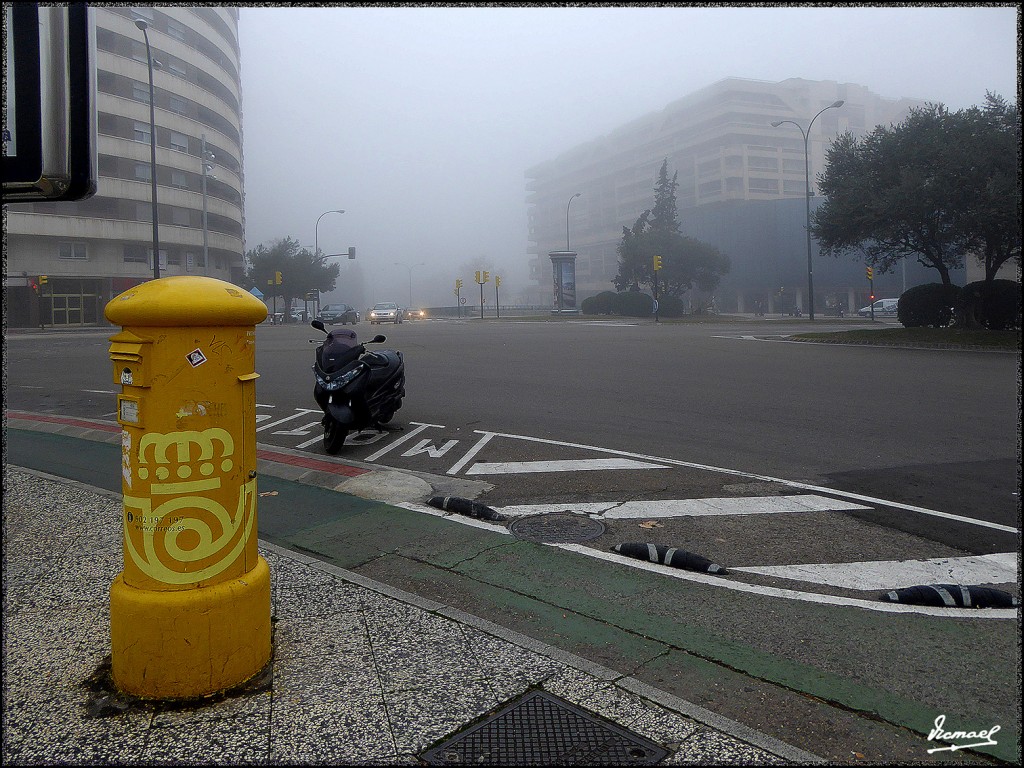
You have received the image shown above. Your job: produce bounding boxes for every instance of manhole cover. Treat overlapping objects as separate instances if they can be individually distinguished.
[419,690,668,765]
[509,512,606,543]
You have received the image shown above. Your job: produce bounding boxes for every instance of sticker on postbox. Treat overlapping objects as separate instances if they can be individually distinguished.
[186,349,207,367]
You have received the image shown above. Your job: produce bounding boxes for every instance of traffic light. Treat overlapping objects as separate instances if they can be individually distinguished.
[455,278,463,290]
[39,275,48,285]
[869,293,875,302]
[348,247,356,259]
[653,255,663,271]
[866,266,873,280]
[30,279,39,294]
[275,271,282,284]
[482,271,489,284]
[495,275,501,287]
[474,271,480,283]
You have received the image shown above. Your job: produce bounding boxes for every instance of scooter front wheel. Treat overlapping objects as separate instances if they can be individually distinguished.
[323,419,348,454]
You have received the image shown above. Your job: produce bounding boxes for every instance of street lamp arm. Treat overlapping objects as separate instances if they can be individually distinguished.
[314,209,345,260]
[566,192,581,251]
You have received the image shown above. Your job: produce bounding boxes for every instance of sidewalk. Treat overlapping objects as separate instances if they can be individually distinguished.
[2,463,817,765]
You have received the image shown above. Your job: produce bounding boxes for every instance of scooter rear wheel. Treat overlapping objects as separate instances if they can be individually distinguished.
[323,419,348,454]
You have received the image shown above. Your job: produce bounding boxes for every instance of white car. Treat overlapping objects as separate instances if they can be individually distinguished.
[858,298,899,317]
[368,302,403,324]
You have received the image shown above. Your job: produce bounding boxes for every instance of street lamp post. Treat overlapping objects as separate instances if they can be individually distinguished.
[566,192,581,251]
[772,99,844,321]
[200,134,216,276]
[315,209,345,260]
[395,262,425,308]
[135,18,160,280]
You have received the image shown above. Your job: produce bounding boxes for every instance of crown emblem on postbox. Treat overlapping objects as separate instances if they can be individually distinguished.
[137,428,235,493]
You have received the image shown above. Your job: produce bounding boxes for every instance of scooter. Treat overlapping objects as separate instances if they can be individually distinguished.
[310,319,405,454]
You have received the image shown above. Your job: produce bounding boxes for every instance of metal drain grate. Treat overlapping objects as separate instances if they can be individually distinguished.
[419,690,668,765]
[509,512,606,544]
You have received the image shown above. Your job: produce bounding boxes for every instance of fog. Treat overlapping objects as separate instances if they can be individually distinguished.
[238,5,1018,309]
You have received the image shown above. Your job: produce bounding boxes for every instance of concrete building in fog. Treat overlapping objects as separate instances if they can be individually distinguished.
[525,77,958,313]
[4,6,244,328]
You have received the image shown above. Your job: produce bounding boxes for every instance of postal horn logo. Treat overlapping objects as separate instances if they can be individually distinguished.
[123,428,256,584]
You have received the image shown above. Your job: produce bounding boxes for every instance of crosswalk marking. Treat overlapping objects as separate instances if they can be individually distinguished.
[465,458,668,475]
[731,552,1019,590]
[491,494,871,518]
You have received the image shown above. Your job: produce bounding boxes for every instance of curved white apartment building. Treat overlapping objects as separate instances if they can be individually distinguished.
[4,6,245,328]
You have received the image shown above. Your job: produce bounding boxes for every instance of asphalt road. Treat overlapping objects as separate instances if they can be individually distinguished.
[4,317,1020,763]
[5,317,1018,546]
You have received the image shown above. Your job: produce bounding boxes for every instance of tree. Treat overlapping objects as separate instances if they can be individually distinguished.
[242,236,340,317]
[613,159,729,298]
[811,94,1020,286]
[953,93,1021,282]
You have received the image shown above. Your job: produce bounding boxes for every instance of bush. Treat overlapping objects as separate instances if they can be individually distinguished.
[581,291,618,315]
[613,291,655,317]
[898,283,962,328]
[958,279,1022,330]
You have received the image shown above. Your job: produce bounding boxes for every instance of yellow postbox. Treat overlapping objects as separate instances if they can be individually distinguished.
[105,276,270,699]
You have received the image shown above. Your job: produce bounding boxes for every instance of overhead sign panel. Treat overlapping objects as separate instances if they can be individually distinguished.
[2,3,97,202]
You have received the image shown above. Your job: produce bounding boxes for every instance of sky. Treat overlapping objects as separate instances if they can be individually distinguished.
[237,4,1019,308]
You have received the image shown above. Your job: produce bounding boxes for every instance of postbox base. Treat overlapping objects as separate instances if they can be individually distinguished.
[109,556,272,700]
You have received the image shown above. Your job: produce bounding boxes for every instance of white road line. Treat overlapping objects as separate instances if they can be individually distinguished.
[447,431,496,475]
[466,458,668,475]
[492,495,871,518]
[472,430,1018,534]
[731,552,1019,590]
[364,422,444,462]
[255,409,319,432]
[387,501,1016,618]
[552,544,1018,619]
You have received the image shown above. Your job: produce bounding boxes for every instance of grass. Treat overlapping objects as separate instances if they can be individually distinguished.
[790,326,1020,350]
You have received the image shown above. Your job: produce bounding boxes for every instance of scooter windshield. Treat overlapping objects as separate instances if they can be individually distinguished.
[320,329,362,370]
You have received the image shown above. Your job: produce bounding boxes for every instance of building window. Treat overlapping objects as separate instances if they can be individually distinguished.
[136,201,153,222]
[167,251,182,265]
[170,131,188,152]
[133,6,154,21]
[135,163,152,181]
[132,82,150,104]
[698,180,722,197]
[166,19,187,42]
[133,121,152,144]
[124,245,148,263]
[783,158,806,174]
[131,41,148,64]
[168,61,187,78]
[171,170,188,188]
[169,95,187,114]
[748,178,778,194]
[783,180,805,195]
[748,156,779,172]
[59,242,88,260]
[171,207,190,226]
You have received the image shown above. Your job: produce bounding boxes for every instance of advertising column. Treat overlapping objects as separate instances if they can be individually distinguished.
[549,250,578,314]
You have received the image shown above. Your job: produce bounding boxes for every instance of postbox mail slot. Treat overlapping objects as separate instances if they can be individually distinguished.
[110,341,152,387]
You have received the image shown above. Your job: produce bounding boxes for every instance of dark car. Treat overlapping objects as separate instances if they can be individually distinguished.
[318,303,359,325]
